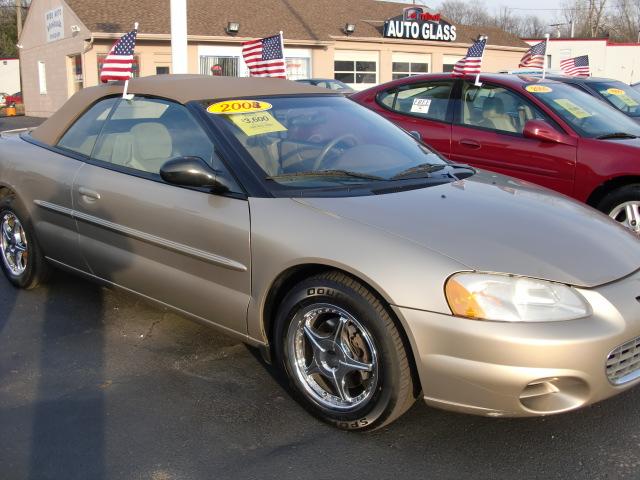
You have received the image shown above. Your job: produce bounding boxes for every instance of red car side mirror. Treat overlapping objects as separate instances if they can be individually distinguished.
[523,120,569,144]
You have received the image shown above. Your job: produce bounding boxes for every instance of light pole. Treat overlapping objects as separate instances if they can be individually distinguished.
[170,0,188,74]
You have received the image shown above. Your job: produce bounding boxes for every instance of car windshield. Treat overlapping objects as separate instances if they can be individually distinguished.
[590,81,640,117]
[525,83,640,138]
[203,96,452,191]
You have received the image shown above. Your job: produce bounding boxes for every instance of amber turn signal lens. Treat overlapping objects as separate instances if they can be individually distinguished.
[445,277,486,319]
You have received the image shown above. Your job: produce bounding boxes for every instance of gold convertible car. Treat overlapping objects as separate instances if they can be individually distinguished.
[1,75,640,430]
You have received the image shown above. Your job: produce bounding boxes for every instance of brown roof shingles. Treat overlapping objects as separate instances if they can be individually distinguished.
[64,0,528,48]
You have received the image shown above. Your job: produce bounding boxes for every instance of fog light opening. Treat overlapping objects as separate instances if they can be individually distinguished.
[519,377,588,414]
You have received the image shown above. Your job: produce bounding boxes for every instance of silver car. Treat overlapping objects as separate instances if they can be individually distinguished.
[1,75,640,430]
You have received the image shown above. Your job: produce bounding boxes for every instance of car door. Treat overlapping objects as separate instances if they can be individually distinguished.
[72,96,251,334]
[450,81,577,196]
[374,80,454,156]
[29,97,121,270]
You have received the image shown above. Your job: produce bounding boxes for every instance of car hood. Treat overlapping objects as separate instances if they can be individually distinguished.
[295,172,640,288]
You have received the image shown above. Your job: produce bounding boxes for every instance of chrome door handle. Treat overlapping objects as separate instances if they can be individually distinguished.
[78,187,101,200]
[460,139,481,149]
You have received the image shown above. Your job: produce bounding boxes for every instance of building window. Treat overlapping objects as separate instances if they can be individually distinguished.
[97,54,139,78]
[68,54,83,95]
[38,61,47,94]
[286,57,310,80]
[156,66,170,75]
[200,56,239,76]
[442,55,463,73]
[334,60,377,84]
[391,53,430,80]
[547,54,552,69]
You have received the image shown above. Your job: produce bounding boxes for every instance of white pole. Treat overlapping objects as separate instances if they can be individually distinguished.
[542,33,550,80]
[170,0,188,74]
[122,22,138,100]
[474,35,487,87]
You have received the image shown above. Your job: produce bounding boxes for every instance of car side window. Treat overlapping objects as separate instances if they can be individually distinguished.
[460,82,546,134]
[92,97,221,172]
[56,97,119,156]
[91,97,241,193]
[381,81,453,122]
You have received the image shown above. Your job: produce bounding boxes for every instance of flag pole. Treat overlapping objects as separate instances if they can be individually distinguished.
[279,30,285,79]
[542,33,550,80]
[122,22,139,100]
[475,35,487,87]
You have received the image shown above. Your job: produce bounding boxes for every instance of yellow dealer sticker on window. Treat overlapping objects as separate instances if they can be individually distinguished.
[607,88,626,96]
[619,94,639,107]
[207,100,272,114]
[526,85,552,93]
[228,112,287,136]
[553,99,592,119]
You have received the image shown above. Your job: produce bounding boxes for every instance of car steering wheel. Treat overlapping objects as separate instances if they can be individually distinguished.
[313,134,358,170]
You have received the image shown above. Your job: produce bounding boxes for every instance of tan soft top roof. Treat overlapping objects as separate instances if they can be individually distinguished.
[31,74,333,146]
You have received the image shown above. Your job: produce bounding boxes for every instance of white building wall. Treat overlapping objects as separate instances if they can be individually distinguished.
[0,58,21,95]
[525,39,640,84]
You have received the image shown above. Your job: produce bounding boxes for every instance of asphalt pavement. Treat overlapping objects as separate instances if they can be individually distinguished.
[0,115,45,132]
[2,114,640,479]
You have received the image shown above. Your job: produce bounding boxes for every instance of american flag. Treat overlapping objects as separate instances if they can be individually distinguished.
[453,38,487,76]
[519,41,546,69]
[560,55,590,77]
[100,28,137,83]
[242,33,286,79]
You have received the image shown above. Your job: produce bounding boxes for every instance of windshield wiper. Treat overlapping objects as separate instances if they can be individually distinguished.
[596,132,638,140]
[266,169,385,181]
[391,163,474,180]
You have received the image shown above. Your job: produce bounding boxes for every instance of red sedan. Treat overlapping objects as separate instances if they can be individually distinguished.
[352,73,640,232]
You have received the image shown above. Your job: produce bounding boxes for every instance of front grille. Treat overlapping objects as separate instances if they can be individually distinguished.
[606,337,640,385]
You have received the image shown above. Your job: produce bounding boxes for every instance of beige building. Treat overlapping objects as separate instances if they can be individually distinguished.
[19,0,529,117]
[523,38,640,84]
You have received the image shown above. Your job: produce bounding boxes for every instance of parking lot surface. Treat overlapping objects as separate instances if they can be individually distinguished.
[0,116,45,132]
[1,270,640,480]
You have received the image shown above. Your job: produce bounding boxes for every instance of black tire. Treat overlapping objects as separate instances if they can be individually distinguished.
[274,271,416,431]
[597,184,640,228]
[0,194,50,289]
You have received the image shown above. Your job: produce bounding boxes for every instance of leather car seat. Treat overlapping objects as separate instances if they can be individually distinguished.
[130,122,174,173]
[481,97,516,132]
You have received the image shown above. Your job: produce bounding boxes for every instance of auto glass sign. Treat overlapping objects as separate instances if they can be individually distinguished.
[383,7,456,42]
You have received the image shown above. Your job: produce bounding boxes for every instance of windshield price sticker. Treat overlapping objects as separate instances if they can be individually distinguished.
[228,111,288,136]
[207,100,272,114]
[526,85,552,93]
[411,98,432,114]
[553,99,592,119]
[606,88,626,96]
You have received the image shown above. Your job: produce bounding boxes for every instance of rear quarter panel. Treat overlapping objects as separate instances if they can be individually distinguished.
[574,138,640,203]
[0,134,85,267]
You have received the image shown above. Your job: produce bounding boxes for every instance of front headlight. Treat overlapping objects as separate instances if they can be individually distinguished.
[445,272,590,322]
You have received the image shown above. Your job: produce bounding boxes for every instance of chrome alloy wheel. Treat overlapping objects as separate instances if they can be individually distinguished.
[287,303,379,411]
[0,212,28,276]
[609,201,640,233]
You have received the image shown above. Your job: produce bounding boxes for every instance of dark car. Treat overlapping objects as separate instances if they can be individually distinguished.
[295,78,355,94]
[538,75,640,123]
[352,73,640,232]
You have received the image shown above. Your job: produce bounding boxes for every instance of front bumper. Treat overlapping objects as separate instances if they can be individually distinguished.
[392,270,640,417]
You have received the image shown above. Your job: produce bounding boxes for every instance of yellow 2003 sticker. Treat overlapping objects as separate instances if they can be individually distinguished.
[606,88,626,96]
[207,100,272,114]
[526,85,552,93]
[228,111,287,136]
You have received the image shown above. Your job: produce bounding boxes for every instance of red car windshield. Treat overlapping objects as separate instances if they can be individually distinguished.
[526,83,640,138]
